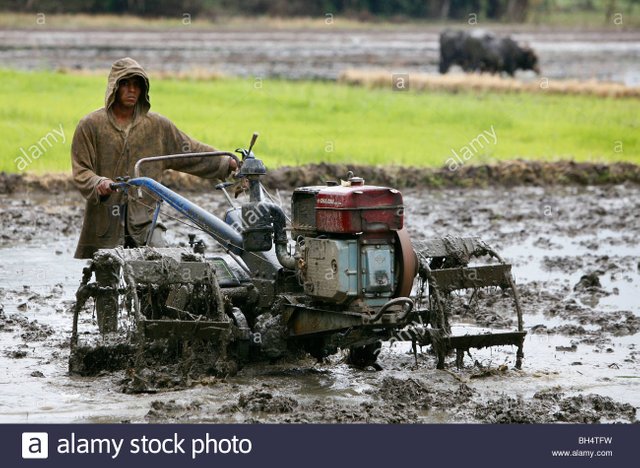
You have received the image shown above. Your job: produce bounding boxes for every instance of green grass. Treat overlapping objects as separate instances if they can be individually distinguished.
[0,69,638,174]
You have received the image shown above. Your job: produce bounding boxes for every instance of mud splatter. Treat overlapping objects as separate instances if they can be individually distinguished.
[2,162,640,198]
[473,388,637,423]
[225,388,299,414]
[0,180,638,423]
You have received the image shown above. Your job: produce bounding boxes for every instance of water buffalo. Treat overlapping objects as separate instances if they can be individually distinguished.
[439,29,540,76]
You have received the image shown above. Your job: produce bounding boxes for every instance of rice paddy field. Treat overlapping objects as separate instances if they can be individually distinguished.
[0,68,638,174]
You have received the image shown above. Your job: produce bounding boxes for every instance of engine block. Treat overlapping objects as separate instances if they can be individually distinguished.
[301,237,395,306]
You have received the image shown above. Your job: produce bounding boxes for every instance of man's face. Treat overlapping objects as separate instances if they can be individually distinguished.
[116,76,143,108]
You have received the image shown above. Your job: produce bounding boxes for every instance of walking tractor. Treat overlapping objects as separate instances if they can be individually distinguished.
[70,133,526,385]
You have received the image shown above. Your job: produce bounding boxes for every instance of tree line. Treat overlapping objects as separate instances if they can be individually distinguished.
[3,0,637,23]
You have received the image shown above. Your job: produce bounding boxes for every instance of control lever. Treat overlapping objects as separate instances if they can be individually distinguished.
[235,132,259,161]
[188,233,206,254]
[247,132,259,156]
[215,182,237,208]
[109,176,130,192]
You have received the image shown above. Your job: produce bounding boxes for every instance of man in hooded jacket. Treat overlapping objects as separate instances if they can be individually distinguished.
[71,57,236,259]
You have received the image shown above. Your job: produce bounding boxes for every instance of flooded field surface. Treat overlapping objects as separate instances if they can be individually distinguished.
[0,183,638,423]
[0,29,639,84]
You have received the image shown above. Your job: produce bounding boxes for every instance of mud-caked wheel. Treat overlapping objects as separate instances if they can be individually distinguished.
[94,259,121,333]
[347,341,382,370]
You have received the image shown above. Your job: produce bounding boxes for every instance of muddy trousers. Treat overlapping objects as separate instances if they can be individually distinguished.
[95,225,167,333]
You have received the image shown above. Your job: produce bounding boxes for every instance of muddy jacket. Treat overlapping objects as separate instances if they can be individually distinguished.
[72,58,231,259]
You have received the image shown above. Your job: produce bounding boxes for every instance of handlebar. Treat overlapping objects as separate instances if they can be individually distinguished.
[108,181,130,192]
[107,133,259,196]
[134,151,240,179]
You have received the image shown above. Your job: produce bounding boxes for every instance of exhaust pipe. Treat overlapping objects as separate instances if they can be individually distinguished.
[268,203,297,270]
[241,201,297,270]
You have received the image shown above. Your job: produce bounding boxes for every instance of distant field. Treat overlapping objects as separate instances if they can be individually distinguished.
[340,70,640,99]
[0,69,638,174]
[1,10,639,30]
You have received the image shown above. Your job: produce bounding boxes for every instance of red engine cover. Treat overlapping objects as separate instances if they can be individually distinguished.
[315,180,404,233]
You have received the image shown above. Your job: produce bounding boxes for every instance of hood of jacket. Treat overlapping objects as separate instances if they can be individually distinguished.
[105,57,151,115]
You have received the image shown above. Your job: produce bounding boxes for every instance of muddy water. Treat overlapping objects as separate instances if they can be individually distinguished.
[0,184,638,423]
[0,29,638,84]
